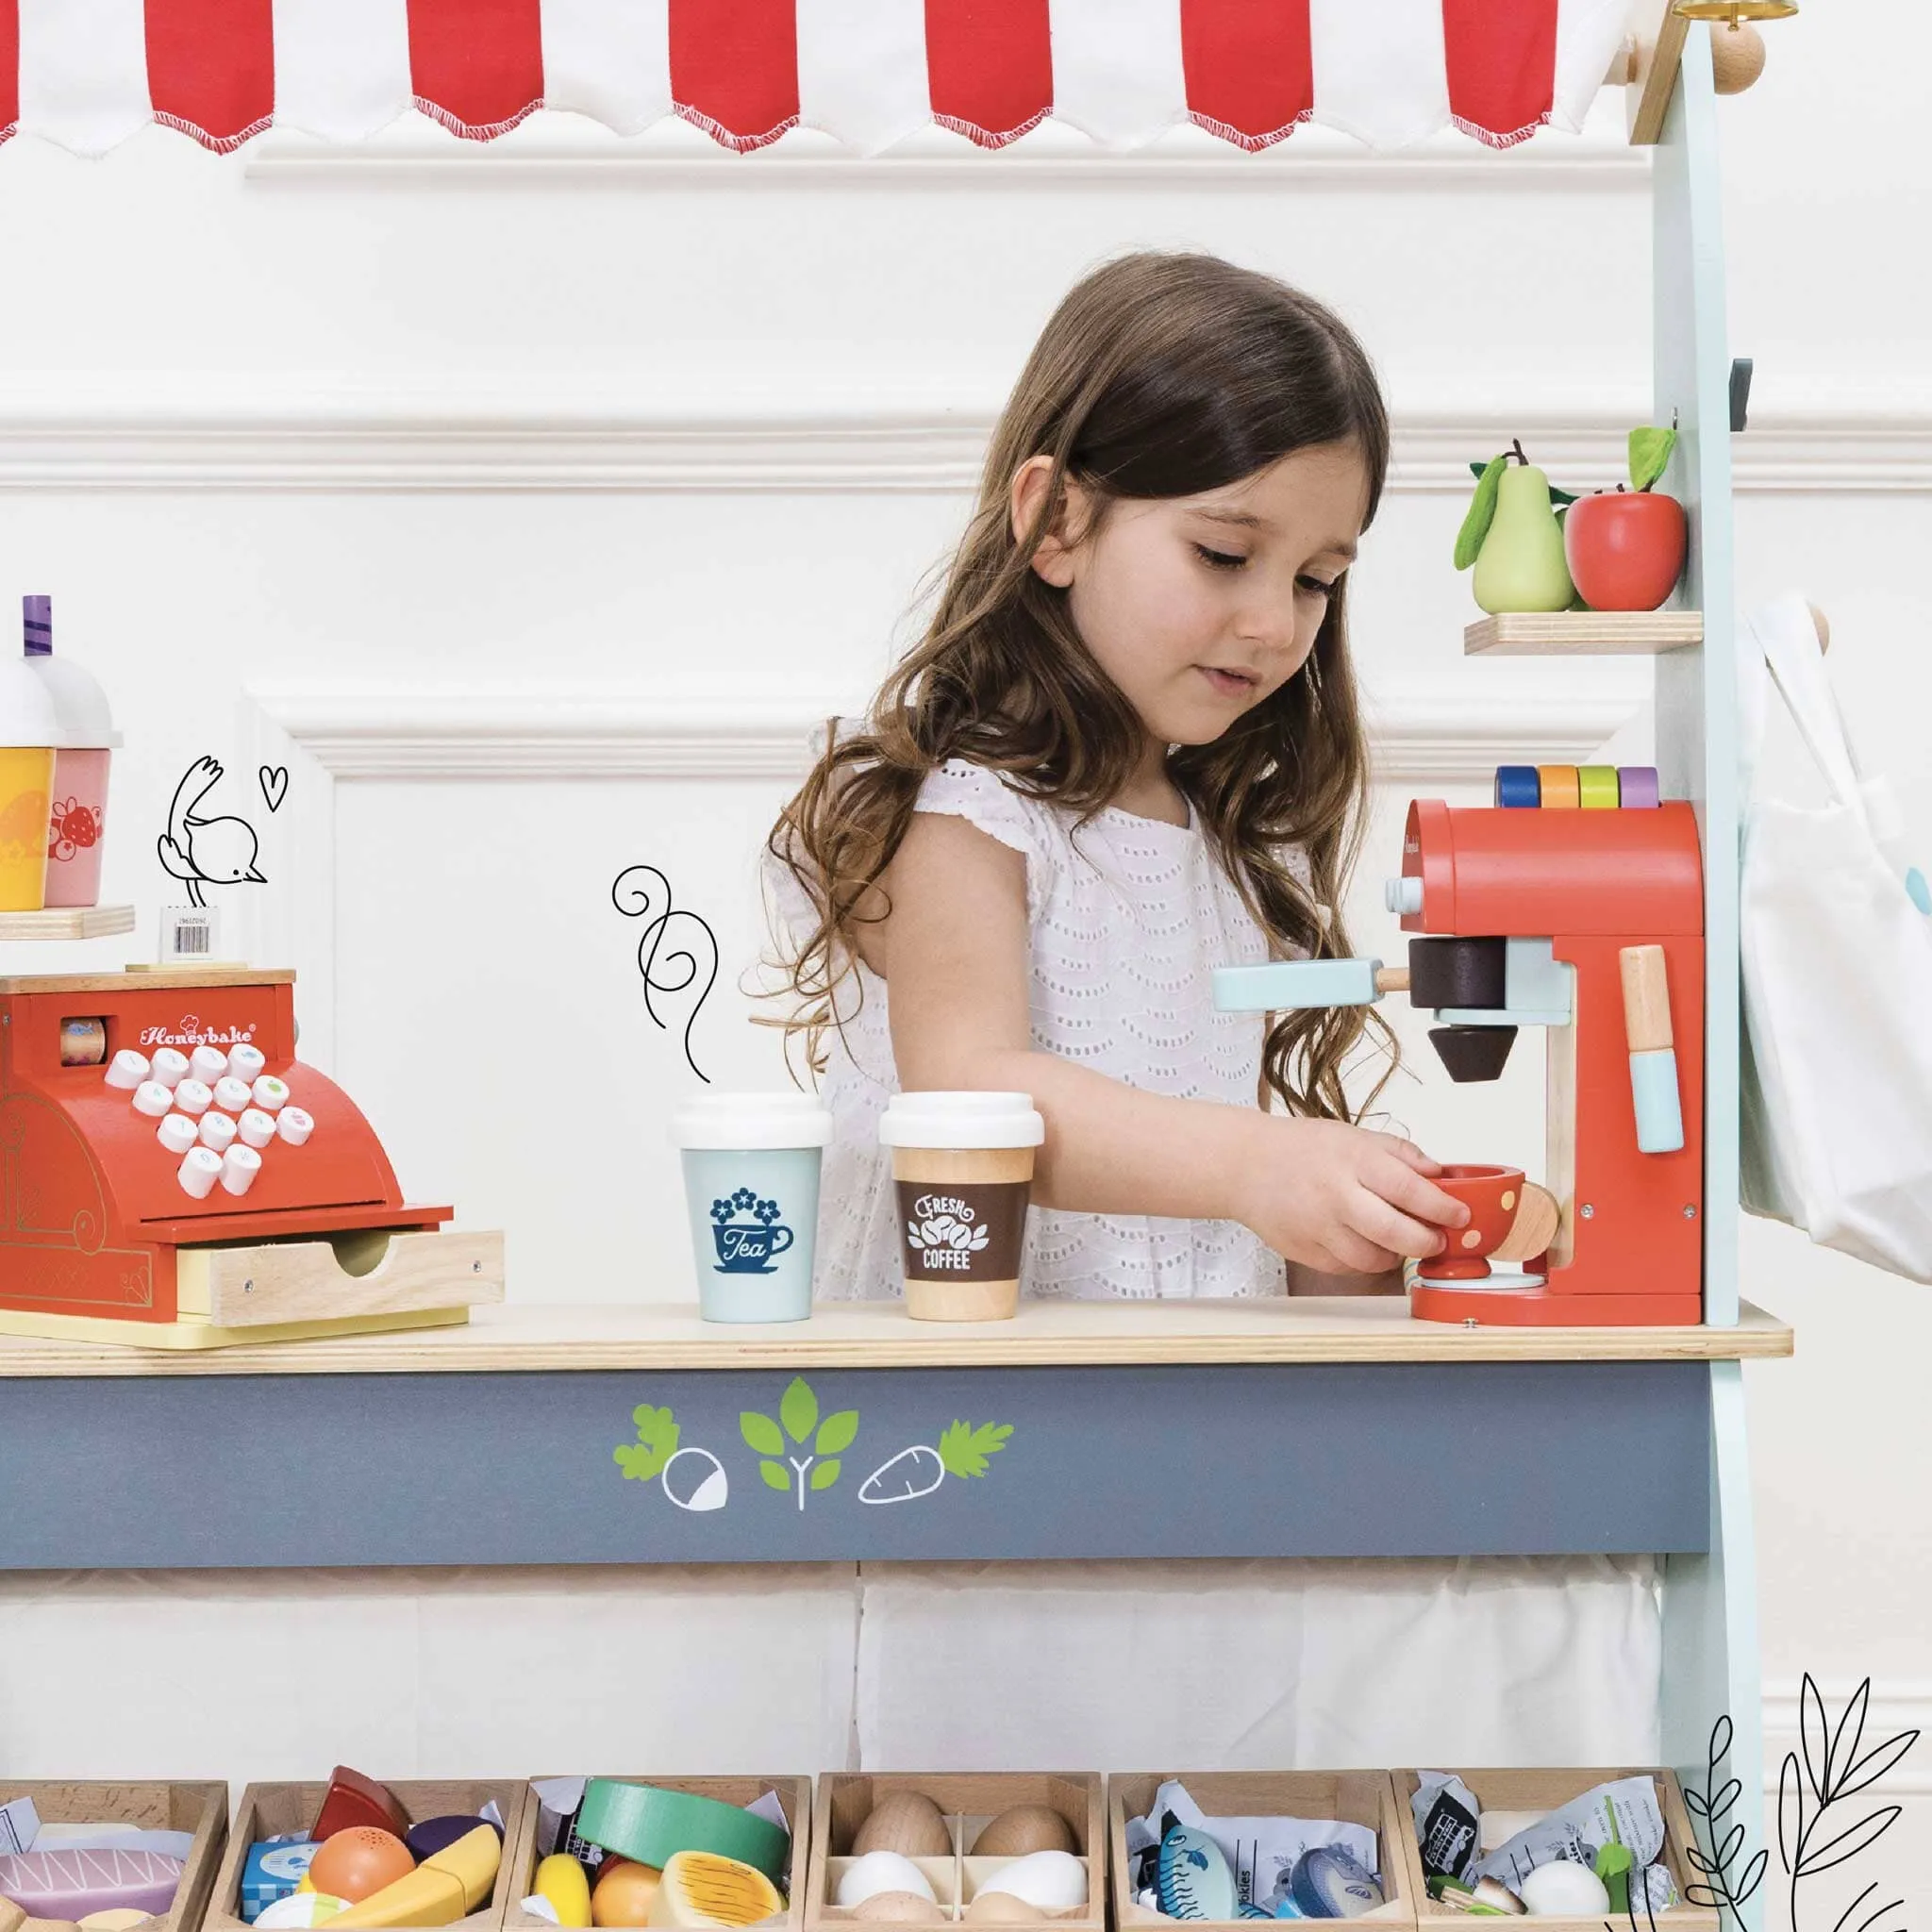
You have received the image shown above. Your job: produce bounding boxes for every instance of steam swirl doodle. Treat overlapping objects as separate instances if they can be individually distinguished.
[611,863,720,1083]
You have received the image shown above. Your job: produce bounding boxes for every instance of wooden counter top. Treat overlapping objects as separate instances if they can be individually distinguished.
[0,1295,1792,1376]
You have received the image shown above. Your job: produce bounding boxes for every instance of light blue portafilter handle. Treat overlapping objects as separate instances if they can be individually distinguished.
[1213,958,1386,1012]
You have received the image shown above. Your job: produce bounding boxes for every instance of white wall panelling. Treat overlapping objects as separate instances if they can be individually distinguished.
[3,397,1927,493]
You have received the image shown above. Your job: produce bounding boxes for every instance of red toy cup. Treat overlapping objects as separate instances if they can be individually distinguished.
[43,745,111,908]
[1417,1163,1525,1282]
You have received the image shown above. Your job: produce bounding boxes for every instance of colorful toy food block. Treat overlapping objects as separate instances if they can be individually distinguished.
[312,1776,410,1849]
[207,1783,527,1932]
[506,1779,808,1932]
[241,1842,320,1922]
[1108,1773,1414,1932]
[0,1783,227,1932]
[1392,1768,1713,1932]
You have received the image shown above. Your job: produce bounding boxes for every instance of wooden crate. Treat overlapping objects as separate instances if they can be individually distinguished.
[204,1779,531,1932]
[0,1778,226,1932]
[807,1774,1104,1932]
[1392,1769,1717,1932]
[503,1776,809,1932]
[1108,1773,1415,1929]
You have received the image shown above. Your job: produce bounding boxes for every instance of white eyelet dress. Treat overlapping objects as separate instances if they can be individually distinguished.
[769,758,1292,1301]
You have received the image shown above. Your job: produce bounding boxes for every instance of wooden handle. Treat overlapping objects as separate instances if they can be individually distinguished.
[1492,1182,1561,1264]
[1620,944,1674,1054]
[1374,966,1410,995]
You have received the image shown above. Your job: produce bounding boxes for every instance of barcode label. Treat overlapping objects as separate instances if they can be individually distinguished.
[162,908,219,962]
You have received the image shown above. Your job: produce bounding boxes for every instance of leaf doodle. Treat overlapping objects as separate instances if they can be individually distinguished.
[611,862,720,1083]
[741,1410,785,1457]
[780,1376,820,1444]
[1772,1676,1919,1932]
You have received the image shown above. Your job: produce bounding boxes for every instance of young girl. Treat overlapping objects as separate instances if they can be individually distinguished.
[768,250,1468,1300]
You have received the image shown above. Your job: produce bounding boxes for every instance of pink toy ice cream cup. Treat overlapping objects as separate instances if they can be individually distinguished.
[25,597,119,909]
[0,647,58,913]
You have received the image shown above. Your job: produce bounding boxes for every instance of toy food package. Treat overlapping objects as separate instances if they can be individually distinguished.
[1473,1776,1668,1889]
[1124,1780,1378,1916]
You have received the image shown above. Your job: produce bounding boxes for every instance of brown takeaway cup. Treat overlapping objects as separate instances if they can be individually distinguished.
[877,1091,1046,1321]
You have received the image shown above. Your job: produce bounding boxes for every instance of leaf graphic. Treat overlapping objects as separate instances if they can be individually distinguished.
[1629,425,1677,492]
[1707,1775,1740,1825]
[1795,1806,1902,1877]
[1732,1848,1767,1907]
[937,1419,1013,1479]
[759,1459,791,1492]
[1777,1753,1803,1877]
[1454,454,1507,570]
[1826,1677,1871,1792]
[741,1410,784,1456]
[780,1376,819,1443]
[1683,1785,1708,1819]
[1802,1674,1831,1804]
[811,1457,842,1491]
[1836,1726,1921,1802]
[613,1403,680,1480]
[816,1409,859,1456]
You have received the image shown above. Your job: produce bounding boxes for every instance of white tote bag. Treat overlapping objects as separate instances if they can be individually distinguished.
[1738,591,1932,1280]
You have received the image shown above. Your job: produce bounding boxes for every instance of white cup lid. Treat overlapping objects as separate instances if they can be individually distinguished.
[0,660,60,748]
[877,1090,1045,1150]
[671,1090,834,1150]
[25,656,117,747]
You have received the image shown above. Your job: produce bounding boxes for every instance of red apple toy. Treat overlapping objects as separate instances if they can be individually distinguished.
[1563,425,1687,611]
[1565,488,1687,610]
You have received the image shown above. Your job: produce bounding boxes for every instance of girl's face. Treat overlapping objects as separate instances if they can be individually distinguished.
[1015,441,1372,748]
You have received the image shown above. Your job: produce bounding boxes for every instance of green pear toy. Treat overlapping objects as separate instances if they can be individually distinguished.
[1457,440,1576,613]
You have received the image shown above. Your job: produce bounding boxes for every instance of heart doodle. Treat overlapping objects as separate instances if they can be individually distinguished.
[258,766,290,813]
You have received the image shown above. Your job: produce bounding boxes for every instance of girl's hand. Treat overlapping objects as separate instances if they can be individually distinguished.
[1235,1117,1471,1276]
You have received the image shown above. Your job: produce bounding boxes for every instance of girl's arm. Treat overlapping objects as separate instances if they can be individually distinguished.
[871,811,1467,1278]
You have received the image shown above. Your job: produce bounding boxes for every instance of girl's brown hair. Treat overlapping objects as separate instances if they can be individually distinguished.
[767,250,1392,1121]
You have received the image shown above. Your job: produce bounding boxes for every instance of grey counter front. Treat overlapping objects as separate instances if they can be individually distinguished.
[0,1299,1790,1571]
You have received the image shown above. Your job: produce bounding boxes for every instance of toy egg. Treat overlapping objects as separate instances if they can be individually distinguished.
[1288,1848,1382,1921]
[537,1855,594,1929]
[591,1860,662,1927]
[969,1809,1074,1861]
[256,1897,350,1930]
[307,1832,415,1908]
[853,1794,951,1860]
[1517,1862,1609,1918]
[852,1896,944,1924]
[1157,1827,1235,1923]
[836,1855,935,1910]
[964,1893,1044,1924]
[973,1853,1084,1915]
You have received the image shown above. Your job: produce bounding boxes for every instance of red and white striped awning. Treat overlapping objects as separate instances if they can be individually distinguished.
[0,1,1632,159]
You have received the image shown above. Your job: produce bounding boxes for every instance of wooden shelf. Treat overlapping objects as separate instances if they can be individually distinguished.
[0,902,136,941]
[0,1295,1793,1378]
[1464,611,1703,657]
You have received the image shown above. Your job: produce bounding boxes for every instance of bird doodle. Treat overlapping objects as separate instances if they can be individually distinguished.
[157,755,267,908]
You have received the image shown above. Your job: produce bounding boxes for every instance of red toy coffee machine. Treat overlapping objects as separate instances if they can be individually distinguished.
[0,967,504,1346]
[1216,783,1705,1325]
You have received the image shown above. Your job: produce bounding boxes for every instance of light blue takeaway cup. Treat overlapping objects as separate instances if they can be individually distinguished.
[671,1091,833,1323]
